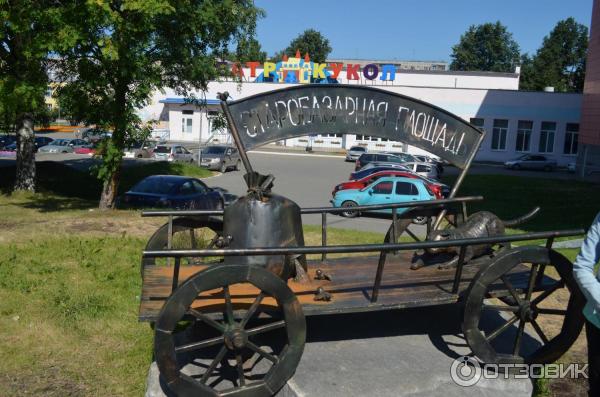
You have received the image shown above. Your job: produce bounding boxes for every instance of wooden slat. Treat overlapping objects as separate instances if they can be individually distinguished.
[139,254,556,322]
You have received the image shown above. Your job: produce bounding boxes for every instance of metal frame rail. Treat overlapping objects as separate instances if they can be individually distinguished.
[142,195,483,262]
[143,224,583,304]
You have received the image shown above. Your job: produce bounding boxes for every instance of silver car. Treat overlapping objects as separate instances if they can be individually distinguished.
[402,162,440,180]
[504,154,557,171]
[200,145,241,172]
[345,146,367,161]
[38,138,88,153]
[124,141,154,159]
[152,144,194,163]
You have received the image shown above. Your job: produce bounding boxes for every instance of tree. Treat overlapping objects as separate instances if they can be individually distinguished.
[57,0,263,209]
[237,37,267,63]
[0,1,65,191]
[280,29,332,63]
[450,22,520,72]
[518,53,536,90]
[520,18,588,92]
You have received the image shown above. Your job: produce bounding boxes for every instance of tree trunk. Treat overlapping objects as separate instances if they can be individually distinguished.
[14,113,36,192]
[98,166,121,210]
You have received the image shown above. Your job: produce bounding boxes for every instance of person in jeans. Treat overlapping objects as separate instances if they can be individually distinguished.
[573,212,600,397]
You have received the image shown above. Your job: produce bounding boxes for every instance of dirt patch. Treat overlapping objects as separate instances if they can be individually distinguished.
[1,211,165,245]
[1,366,89,396]
[548,376,588,396]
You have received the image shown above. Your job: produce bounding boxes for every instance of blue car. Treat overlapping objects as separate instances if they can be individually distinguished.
[331,177,435,218]
[120,175,227,210]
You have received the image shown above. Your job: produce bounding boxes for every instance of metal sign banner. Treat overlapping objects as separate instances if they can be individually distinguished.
[222,85,484,169]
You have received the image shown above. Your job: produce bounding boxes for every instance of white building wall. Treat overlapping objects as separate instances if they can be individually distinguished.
[140,71,581,166]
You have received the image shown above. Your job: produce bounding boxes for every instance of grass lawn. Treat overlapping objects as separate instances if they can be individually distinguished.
[0,167,596,396]
[443,174,600,232]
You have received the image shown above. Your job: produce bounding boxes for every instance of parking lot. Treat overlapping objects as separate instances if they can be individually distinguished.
[0,137,583,234]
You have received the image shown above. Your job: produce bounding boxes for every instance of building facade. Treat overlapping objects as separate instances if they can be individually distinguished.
[578,0,600,177]
[142,59,581,167]
[326,58,448,71]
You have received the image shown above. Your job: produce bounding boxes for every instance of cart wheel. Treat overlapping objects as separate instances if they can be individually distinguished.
[155,264,306,396]
[462,246,585,365]
[141,216,224,273]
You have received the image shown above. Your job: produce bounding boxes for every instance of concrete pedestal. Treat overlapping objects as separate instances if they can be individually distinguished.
[146,305,534,397]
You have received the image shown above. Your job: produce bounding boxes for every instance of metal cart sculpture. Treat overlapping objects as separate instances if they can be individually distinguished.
[139,85,586,396]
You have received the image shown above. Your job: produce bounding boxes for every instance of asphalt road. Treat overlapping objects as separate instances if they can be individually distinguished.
[210,151,412,234]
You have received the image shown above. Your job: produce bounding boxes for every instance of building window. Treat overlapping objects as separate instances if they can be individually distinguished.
[356,135,375,141]
[516,120,532,152]
[470,118,485,132]
[563,123,579,155]
[181,116,193,134]
[491,119,508,151]
[539,121,556,153]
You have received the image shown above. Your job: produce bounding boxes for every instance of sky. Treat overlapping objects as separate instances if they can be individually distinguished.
[253,0,594,62]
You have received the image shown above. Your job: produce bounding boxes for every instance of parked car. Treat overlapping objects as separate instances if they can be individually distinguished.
[345,145,367,162]
[74,142,99,155]
[79,127,112,143]
[331,177,436,218]
[2,136,54,152]
[354,152,415,171]
[152,144,194,163]
[119,175,226,210]
[35,137,54,150]
[199,145,241,172]
[0,135,16,149]
[381,151,418,161]
[504,154,557,171]
[38,138,88,153]
[413,154,444,175]
[332,170,449,199]
[124,141,154,158]
[400,162,440,180]
[350,165,413,180]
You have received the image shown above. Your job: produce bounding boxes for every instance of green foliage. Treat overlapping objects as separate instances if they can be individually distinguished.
[0,1,72,123]
[280,29,332,63]
[520,18,588,92]
[210,112,228,132]
[518,53,536,91]
[0,0,71,192]
[235,37,267,63]
[450,22,520,72]
[55,0,263,207]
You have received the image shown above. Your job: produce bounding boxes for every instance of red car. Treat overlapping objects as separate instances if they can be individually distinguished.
[74,146,96,155]
[332,170,449,199]
[74,141,102,155]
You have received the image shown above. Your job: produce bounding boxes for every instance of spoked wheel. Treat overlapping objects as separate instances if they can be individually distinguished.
[462,246,585,365]
[155,264,306,396]
[142,216,224,273]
